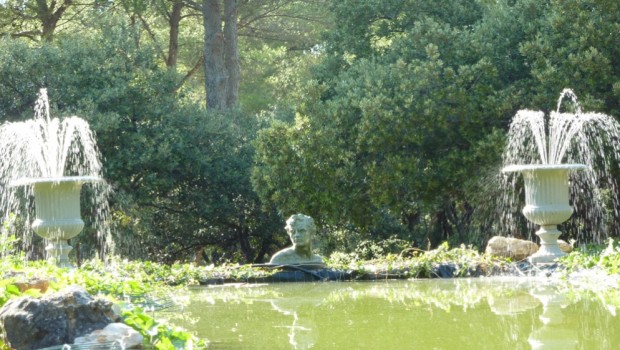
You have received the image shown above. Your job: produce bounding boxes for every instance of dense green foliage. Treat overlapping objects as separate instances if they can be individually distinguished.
[253,0,620,252]
[1,0,620,264]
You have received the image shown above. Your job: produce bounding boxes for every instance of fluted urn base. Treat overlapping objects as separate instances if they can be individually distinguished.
[44,240,75,268]
[528,225,566,264]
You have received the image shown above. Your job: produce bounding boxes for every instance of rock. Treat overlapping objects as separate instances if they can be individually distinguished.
[558,239,573,253]
[485,236,539,261]
[74,322,143,349]
[430,263,485,278]
[0,285,120,350]
[13,278,50,293]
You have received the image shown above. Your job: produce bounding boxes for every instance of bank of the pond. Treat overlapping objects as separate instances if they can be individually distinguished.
[196,260,569,285]
[199,262,497,284]
[196,243,510,285]
[194,240,620,285]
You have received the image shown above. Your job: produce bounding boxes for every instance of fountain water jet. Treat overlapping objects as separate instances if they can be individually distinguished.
[502,89,620,263]
[0,89,111,267]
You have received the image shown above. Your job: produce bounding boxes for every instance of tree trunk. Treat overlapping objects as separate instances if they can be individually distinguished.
[203,0,227,109]
[36,0,73,42]
[166,0,184,69]
[194,246,205,266]
[223,0,239,107]
[238,229,254,263]
[202,0,239,109]
[254,241,270,264]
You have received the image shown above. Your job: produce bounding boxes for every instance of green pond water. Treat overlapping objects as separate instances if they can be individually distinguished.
[167,277,620,349]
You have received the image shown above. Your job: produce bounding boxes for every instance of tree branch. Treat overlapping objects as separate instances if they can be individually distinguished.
[175,54,205,93]
[137,14,168,64]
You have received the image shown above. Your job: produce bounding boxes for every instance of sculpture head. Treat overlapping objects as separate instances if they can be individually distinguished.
[285,214,316,249]
[269,213,323,266]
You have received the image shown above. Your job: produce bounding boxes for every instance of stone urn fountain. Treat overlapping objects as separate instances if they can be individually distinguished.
[502,164,585,263]
[502,89,620,263]
[11,177,101,267]
[0,89,109,266]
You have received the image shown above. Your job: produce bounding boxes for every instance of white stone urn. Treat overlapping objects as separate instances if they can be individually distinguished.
[11,176,101,267]
[502,164,586,264]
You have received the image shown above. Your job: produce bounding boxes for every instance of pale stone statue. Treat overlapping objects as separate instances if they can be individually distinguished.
[269,214,324,265]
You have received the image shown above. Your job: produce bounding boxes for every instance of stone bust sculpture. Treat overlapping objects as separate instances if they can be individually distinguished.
[269,214,324,265]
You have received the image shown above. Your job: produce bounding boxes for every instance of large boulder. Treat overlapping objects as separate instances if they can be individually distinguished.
[0,285,120,350]
[485,236,539,261]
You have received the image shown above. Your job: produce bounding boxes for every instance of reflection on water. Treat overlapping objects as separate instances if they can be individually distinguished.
[271,300,317,349]
[165,278,620,349]
[527,285,577,350]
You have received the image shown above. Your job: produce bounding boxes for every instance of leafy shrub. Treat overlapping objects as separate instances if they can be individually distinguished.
[352,236,412,260]
[561,239,620,275]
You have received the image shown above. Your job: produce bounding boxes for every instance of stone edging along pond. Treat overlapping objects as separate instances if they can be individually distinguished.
[196,239,620,285]
[196,260,559,285]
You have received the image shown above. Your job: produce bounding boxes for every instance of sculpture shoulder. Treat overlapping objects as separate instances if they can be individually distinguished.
[269,248,297,264]
[269,248,324,265]
[308,253,324,264]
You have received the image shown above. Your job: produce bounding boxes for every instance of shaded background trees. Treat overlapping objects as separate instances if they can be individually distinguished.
[1,0,620,263]
[0,1,324,263]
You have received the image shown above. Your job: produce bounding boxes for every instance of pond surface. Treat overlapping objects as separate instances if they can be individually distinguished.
[168,277,620,349]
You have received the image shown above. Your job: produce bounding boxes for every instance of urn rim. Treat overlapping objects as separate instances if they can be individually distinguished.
[9,176,102,187]
[502,163,587,173]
